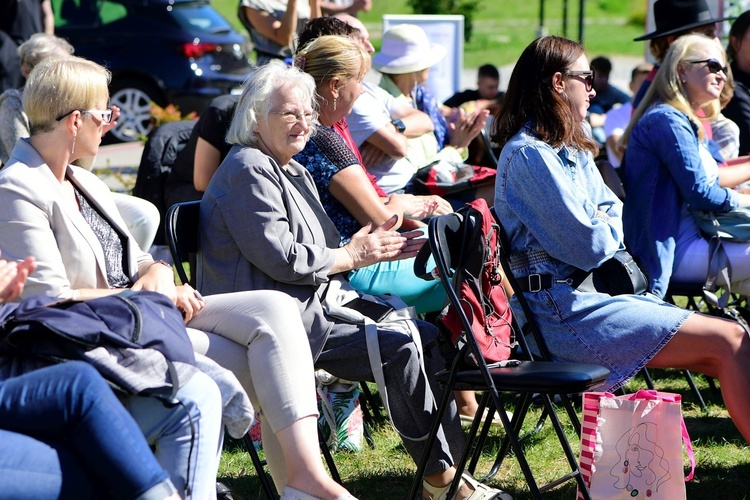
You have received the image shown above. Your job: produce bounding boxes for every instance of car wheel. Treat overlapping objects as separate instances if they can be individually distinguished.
[108,78,164,143]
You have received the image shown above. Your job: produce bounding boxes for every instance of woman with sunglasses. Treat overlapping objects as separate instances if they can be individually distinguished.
[494,35,750,443]
[622,34,750,299]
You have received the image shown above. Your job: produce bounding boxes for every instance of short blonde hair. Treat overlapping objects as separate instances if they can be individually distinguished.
[18,33,74,76]
[624,34,724,145]
[226,60,318,147]
[294,35,370,90]
[24,56,110,135]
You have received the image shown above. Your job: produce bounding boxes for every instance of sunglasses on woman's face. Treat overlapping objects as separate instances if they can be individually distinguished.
[566,69,596,91]
[687,58,728,76]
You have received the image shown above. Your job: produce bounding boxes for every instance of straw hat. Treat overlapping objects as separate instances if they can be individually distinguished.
[371,24,446,74]
[634,0,733,41]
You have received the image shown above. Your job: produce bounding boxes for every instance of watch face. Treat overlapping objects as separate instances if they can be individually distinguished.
[393,118,406,133]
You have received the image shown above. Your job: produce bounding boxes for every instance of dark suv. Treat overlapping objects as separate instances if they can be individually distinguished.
[52,0,252,142]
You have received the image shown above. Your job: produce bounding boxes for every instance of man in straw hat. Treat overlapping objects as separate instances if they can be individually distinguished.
[632,0,733,108]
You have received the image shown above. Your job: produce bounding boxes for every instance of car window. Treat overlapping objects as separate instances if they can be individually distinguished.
[170,4,233,34]
[53,0,126,28]
[100,0,127,24]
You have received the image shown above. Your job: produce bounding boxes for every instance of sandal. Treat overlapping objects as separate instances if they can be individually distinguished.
[459,409,513,427]
[422,472,513,500]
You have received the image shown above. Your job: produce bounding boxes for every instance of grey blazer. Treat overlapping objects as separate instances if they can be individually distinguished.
[0,138,152,299]
[198,145,341,359]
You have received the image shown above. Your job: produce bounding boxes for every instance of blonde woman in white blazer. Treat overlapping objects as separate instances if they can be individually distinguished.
[0,56,354,500]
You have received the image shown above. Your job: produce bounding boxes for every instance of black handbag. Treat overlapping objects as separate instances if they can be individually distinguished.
[571,250,648,296]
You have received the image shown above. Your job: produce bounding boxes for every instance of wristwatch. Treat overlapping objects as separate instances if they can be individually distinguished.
[391,118,406,134]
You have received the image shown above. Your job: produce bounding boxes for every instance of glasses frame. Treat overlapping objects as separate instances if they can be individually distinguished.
[55,107,113,124]
[268,110,314,125]
[687,58,728,76]
[566,69,596,92]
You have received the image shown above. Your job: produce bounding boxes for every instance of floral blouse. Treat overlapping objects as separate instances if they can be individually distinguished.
[294,124,360,244]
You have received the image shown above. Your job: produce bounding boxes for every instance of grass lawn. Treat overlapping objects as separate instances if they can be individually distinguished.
[212,0,647,67]
[217,370,750,499]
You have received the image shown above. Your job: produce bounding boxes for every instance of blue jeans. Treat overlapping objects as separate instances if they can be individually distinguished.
[124,369,223,500]
[0,361,177,499]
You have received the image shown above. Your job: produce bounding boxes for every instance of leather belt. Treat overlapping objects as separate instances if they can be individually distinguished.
[516,273,555,292]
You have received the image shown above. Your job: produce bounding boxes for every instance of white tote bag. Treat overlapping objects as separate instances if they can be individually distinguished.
[578,390,695,500]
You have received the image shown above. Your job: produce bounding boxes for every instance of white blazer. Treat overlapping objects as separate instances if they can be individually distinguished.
[0,138,152,299]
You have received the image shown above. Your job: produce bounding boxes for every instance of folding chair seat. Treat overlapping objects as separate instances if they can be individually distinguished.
[165,201,346,496]
[407,208,610,500]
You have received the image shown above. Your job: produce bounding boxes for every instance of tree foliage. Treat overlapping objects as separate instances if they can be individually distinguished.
[406,0,481,41]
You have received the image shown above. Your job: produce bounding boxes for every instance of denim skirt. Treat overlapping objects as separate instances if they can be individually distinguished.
[513,284,692,392]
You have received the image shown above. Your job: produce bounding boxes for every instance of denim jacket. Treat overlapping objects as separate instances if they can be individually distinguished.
[623,103,738,298]
[494,123,623,281]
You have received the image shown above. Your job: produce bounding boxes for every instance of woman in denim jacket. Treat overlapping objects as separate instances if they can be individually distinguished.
[493,35,750,443]
[623,34,750,298]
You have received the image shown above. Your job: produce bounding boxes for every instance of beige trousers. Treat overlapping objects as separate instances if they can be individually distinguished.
[185,290,318,491]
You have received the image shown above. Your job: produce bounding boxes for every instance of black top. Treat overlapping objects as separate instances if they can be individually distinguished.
[722,63,750,157]
[0,0,43,45]
[165,94,239,207]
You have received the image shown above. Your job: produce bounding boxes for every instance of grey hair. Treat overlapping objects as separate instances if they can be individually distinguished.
[226,60,318,147]
[18,33,74,75]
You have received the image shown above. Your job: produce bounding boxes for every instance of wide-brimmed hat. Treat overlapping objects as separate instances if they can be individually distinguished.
[634,0,733,41]
[371,24,446,74]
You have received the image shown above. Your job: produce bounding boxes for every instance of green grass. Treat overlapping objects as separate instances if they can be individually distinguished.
[212,0,647,68]
[217,371,750,499]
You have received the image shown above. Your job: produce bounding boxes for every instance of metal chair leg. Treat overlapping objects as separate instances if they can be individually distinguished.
[242,433,278,499]
[318,427,342,485]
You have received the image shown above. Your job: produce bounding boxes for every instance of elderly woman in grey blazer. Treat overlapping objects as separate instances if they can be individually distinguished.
[0,56,351,500]
[198,60,510,499]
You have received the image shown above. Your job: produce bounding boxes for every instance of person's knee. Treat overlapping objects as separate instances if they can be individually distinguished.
[703,316,749,361]
[60,361,109,407]
[725,320,750,354]
[176,371,222,422]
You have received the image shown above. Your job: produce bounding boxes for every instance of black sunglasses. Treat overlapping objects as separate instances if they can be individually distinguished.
[687,58,728,76]
[567,69,596,91]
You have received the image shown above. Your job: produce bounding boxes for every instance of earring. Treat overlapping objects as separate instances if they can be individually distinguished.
[71,134,76,155]
[333,97,337,112]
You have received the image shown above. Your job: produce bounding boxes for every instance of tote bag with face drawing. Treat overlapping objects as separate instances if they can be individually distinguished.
[577,390,695,500]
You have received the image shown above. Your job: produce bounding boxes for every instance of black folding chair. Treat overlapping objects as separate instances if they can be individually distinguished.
[165,201,278,497]
[165,201,346,496]
[408,209,610,499]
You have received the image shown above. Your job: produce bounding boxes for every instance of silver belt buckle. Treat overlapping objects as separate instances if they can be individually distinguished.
[528,274,542,292]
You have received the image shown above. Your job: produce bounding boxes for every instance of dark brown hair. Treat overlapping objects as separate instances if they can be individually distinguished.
[491,35,598,154]
[728,11,750,64]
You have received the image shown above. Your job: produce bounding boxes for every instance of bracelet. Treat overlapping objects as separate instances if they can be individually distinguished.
[147,260,173,272]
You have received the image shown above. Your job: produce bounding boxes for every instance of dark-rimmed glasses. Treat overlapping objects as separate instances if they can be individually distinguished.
[687,58,728,76]
[269,110,313,125]
[566,69,596,91]
[55,108,113,124]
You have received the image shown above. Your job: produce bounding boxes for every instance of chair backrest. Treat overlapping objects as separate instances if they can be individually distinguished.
[489,206,557,362]
[420,202,516,366]
[596,159,626,201]
[479,125,499,166]
[165,200,201,287]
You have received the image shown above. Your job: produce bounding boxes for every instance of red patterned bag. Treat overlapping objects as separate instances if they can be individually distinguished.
[415,198,515,364]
